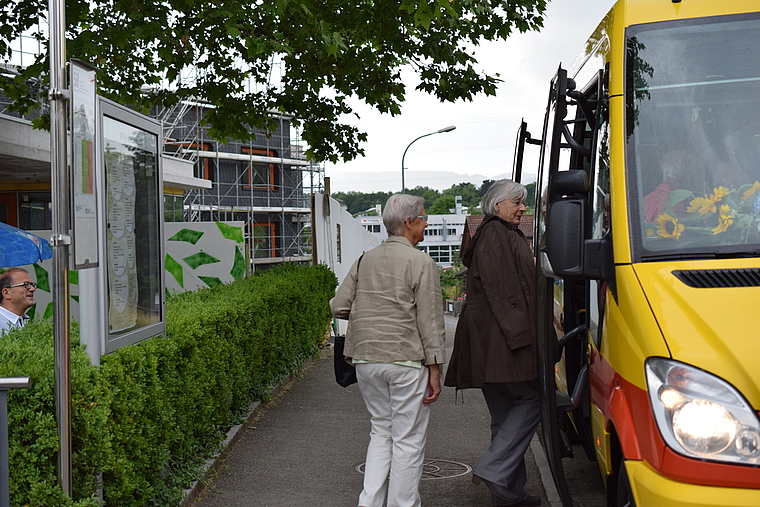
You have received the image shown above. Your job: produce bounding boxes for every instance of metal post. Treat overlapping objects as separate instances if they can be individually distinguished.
[48,0,72,496]
[0,378,32,507]
[400,126,456,193]
[0,390,7,507]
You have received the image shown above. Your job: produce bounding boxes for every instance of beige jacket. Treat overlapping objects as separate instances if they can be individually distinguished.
[330,236,446,366]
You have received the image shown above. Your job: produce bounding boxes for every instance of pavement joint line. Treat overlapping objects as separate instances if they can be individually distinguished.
[530,434,563,507]
[179,347,331,506]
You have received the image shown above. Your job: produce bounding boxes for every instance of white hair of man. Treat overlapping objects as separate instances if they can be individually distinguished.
[382,193,425,236]
[481,179,527,216]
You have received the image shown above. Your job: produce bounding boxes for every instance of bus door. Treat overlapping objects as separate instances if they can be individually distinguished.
[516,65,611,506]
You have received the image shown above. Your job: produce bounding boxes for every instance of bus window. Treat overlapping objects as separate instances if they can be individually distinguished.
[588,68,610,350]
[626,13,760,260]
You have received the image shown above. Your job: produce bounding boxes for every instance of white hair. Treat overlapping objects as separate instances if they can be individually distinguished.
[481,179,527,216]
[382,194,425,236]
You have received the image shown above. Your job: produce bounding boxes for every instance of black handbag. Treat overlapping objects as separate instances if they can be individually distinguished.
[333,254,363,388]
[333,334,357,387]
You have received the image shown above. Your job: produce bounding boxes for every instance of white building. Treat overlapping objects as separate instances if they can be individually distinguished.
[357,196,466,268]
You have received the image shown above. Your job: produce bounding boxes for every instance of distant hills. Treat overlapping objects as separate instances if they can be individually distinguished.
[325,170,513,193]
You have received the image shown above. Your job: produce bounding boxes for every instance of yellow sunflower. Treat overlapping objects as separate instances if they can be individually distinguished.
[657,213,685,240]
[741,181,760,202]
[687,196,715,215]
[712,186,730,200]
[687,187,730,216]
[712,204,735,235]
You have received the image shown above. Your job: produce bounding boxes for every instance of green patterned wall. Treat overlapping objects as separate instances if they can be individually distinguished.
[164,221,248,295]
[5,221,248,322]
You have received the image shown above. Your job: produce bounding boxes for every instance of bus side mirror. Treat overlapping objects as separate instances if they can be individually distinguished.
[544,199,616,289]
[552,170,589,196]
[544,199,586,278]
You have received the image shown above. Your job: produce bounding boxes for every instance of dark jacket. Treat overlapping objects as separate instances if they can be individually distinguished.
[444,215,537,388]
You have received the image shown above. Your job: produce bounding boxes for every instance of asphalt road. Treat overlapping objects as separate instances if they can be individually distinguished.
[192,315,606,507]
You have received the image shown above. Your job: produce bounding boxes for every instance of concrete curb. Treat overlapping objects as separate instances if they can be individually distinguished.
[179,347,332,506]
[530,434,562,507]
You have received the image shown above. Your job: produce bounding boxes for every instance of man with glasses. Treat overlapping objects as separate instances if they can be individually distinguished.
[0,268,37,332]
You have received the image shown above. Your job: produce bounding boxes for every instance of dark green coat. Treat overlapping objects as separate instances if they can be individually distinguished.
[444,215,537,389]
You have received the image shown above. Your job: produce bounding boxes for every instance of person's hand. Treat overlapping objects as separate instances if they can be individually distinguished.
[423,364,441,404]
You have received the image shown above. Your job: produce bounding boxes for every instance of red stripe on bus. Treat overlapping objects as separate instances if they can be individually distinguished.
[588,351,760,489]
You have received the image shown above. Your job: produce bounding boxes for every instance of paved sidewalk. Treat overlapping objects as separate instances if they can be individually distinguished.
[192,316,552,507]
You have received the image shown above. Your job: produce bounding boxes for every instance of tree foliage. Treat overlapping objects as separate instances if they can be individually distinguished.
[406,185,441,210]
[442,182,479,206]
[331,190,393,216]
[0,0,547,162]
[334,179,536,215]
[428,194,456,214]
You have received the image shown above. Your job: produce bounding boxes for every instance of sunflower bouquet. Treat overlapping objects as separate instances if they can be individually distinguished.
[654,181,760,244]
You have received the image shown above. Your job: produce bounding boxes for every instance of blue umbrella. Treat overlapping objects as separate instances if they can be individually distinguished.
[0,222,53,268]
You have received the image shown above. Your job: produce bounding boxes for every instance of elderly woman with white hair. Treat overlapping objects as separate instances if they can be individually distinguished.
[330,193,446,507]
[445,179,541,507]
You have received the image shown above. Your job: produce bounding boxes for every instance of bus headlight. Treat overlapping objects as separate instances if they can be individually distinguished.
[735,427,760,457]
[646,358,760,464]
[672,399,737,455]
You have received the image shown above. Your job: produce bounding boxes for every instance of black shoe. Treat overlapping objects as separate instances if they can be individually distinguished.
[474,475,542,506]
[473,474,517,503]
[493,495,542,507]
[516,494,541,506]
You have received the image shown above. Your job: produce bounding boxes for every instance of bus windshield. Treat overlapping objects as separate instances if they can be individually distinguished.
[626,13,760,260]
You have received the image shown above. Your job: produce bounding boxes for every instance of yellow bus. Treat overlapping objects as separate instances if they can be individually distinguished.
[514,1,760,505]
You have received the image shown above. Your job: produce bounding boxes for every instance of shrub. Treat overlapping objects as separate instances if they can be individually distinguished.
[0,264,337,506]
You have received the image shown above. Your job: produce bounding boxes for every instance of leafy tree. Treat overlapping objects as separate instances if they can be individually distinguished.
[478,179,496,196]
[442,182,480,208]
[428,195,456,215]
[525,181,537,209]
[439,264,465,300]
[406,186,441,210]
[0,0,547,162]
[332,191,392,215]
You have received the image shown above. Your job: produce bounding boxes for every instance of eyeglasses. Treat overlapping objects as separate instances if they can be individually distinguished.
[415,215,428,222]
[7,281,37,290]
[499,199,527,207]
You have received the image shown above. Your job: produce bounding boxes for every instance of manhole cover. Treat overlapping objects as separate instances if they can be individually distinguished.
[355,459,472,480]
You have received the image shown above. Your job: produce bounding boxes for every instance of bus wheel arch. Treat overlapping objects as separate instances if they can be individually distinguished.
[606,425,636,507]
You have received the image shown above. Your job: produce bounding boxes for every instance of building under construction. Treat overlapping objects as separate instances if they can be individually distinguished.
[1,30,324,268]
[159,100,324,266]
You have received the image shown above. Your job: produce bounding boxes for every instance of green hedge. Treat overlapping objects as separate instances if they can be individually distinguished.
[0,264,337,507]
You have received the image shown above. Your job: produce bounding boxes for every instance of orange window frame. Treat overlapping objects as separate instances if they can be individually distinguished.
[242,147,277,190]
[168,142,212,180]
[0,192,18,227]
[252,222,277,258]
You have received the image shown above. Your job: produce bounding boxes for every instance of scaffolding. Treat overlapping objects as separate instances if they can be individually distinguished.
[0,27,48,120]
[155,57,324,266]
[158,100,323,266]
[2,26,324,267]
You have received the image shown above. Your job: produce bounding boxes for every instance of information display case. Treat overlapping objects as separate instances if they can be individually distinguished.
[98,98,165,352]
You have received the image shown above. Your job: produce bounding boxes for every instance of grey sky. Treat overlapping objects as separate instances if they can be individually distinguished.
[324,0,616,193]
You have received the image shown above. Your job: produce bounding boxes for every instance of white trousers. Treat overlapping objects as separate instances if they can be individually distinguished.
[356,363,431,507]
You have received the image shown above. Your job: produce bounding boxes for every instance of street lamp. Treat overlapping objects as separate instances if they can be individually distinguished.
[401,125,456,193]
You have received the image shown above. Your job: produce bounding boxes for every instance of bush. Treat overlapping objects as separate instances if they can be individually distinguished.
[0,264,337,506]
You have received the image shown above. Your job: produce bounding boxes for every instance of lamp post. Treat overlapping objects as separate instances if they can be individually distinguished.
[401,125,456,193]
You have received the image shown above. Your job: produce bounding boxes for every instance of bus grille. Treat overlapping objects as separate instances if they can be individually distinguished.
[673,269,760,288]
